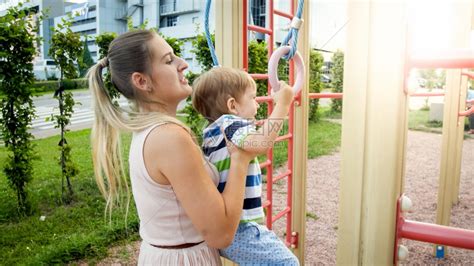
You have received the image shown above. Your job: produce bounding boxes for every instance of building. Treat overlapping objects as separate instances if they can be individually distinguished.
[127,0,214,72]
[1,0,294,79]
[0,0,67,80]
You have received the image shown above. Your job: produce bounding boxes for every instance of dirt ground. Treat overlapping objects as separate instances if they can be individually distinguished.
[86,130,473,265]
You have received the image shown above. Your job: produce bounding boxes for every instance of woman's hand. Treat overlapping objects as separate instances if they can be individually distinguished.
[222,126,256,164]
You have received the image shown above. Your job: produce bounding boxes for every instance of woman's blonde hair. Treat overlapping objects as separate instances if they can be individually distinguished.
[87,29,191,219]
[192,67,256,123]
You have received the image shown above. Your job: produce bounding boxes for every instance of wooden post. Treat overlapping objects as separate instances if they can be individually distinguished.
[336,1,408,264]
[451,75,468,205]
[215,0,243,68]
[291,0,310,262]
[436,2,472,256]
[215,1,243,265]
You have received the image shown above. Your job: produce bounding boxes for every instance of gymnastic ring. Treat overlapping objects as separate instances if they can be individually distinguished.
[268,45,305,94]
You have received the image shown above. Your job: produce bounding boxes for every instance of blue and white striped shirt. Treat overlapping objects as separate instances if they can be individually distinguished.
[202,115,264,223]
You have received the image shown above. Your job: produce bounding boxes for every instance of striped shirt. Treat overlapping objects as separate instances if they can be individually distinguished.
[202,115,264,223]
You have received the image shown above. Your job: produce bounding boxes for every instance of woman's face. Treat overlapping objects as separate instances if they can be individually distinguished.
[148,35,191,106]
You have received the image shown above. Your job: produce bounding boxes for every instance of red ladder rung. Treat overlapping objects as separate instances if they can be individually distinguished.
[250,73,269,80]
[400,218,474,250]
[462,71,474,79]
[272,207,291,223]
[410,92,445,97]
[259,160,272,169]
[276,133,292,142]
[309,93,343,99]
[273,170,291,183]
[256,96,273,103]
[248,25,273,35]
[273,9,293,20]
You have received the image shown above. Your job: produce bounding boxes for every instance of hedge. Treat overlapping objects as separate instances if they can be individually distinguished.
[29,79,88,94]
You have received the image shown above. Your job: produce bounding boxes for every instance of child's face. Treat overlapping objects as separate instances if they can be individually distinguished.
[234,84,259,119]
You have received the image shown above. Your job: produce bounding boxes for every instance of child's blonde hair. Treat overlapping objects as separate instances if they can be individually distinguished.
[192,67,256,122]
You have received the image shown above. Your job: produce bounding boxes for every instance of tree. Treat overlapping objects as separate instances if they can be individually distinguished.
[418,69,437,89]
[0,3,43,214]
[331,50,344,113]
[95,32,119,100]
[79,36,94,77]
[308,50,324,121]
[191,32,214,71]
[49,16,83,203]
[248,40,269,120]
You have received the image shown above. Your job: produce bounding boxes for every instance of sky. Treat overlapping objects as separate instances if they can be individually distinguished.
[310,0,348,52]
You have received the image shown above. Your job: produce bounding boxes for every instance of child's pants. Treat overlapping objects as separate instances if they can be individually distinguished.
[220,222,299,266]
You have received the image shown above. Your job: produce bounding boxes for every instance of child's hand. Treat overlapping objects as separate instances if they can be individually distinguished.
[272,81,294,106]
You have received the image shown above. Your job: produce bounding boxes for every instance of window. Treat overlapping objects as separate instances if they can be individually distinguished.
[167,16,178,27]
[78,29,96,36]
[251,0,265,27]
[72,17,96,27]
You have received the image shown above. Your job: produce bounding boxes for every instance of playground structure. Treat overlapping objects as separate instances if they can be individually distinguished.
[213,0,473,264]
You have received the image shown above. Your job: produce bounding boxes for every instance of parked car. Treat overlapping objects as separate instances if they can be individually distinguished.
[34,59,60,80]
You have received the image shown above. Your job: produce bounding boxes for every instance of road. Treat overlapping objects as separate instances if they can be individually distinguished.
[30,90,187,139]
[30,90,126,139]
[1,88,442,142]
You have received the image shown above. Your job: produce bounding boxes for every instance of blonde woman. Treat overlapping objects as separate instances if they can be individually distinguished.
[88,30,254,265]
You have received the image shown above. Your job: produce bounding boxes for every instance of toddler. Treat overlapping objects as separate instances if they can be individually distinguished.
[192,67,299,265]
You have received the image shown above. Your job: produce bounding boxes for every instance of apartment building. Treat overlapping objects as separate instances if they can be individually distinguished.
[1,0,292,78]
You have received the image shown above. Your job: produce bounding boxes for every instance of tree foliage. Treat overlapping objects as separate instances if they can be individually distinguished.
[0,3,42,214]
[95,32,119,101]
[49,16,83,203]
[191,32,214,71]
[331,50,344,113]
[248,41,269,120]
[418,69,445,89]
[79,36,94,77]
[308,50,324,121]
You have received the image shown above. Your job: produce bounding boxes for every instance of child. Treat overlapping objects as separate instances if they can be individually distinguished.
[468,87,474,134]
[192,67,299,265]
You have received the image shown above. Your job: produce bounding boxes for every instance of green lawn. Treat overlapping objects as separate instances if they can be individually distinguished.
[408,109,473,138]
[0,129,139,264]
[0,113,341,264]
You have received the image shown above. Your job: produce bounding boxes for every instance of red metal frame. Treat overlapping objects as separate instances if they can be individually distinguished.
[394,195,474,264]
[408,49,474,69]
[243,0,298,247]
[243,0,347,248]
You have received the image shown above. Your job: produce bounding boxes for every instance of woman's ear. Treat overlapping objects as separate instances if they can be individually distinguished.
[226,97,239,115]
[131,72,149,92]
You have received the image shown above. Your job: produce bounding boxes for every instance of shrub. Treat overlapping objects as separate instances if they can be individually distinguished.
[30,79,87,94]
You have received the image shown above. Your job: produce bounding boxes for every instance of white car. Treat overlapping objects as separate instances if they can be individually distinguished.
[33,59,60,80]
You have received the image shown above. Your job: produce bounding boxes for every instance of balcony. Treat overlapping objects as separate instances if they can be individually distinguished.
[160,1,199,16]
[115,1,143,20]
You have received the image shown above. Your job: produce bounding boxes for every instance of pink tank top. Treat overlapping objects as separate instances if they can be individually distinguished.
[129,123,217,246]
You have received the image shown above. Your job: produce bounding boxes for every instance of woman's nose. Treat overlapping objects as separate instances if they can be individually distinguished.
[178,57,189,72]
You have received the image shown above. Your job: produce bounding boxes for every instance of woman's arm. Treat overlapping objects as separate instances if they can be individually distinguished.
[144,123,252,248]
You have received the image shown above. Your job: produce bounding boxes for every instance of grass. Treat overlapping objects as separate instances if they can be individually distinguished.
[260,116,341,169]
[408,109,473,139]
[0,107,342,264]
[306,212,319,221]
[0,129,140,264]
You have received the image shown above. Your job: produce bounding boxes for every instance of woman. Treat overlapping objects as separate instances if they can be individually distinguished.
[88,29,254,265]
